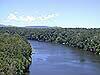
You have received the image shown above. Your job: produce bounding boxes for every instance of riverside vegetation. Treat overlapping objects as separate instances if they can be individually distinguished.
[0,27,100,74]
[1,27,100,54]
[0,33,32,75]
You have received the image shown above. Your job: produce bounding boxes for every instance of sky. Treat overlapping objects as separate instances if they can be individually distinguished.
[0,0,100,28]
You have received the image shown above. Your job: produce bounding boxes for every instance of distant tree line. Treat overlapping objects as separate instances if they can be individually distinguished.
[28,28,100,55]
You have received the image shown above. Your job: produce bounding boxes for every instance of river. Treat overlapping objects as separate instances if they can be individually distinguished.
[29,40,100,75]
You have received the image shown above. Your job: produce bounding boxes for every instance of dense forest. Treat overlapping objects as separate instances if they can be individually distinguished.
[0,27,100,55]
[0,33,32,75]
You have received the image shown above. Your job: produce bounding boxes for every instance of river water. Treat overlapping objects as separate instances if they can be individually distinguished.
[29,40,100,75]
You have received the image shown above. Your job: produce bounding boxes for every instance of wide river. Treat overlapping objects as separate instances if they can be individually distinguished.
[29,40,100,75]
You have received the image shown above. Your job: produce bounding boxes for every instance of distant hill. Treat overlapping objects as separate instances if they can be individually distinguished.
[0,24,6,27]
[0,24,15,27]
[25,26,49,28]
[0,24,49,28]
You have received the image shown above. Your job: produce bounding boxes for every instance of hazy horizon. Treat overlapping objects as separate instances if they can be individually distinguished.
[0,0,99,28]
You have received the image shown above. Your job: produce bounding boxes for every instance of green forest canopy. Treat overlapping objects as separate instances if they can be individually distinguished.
[0,33,31,75]
[0,27,100,55]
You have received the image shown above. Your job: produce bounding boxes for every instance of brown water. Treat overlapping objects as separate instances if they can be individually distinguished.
[29,40,100,75]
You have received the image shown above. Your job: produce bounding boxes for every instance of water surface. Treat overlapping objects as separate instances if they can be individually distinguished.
[29,40,100,75]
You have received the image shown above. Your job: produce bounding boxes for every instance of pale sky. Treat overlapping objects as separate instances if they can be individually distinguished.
[0,0,100,28]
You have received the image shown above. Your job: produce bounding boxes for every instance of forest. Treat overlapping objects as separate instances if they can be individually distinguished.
[0,27,100,55]
[0,32,32,75]
[0,27,100,74]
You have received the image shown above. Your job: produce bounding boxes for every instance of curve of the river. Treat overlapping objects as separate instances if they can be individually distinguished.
[29,40,100,75]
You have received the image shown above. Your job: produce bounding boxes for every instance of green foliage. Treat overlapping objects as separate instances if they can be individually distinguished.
[0,27,100,55]
[0,33,32,75]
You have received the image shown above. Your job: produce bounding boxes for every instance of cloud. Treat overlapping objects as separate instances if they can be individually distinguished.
[7,13,59,23]
[7,13,17,20]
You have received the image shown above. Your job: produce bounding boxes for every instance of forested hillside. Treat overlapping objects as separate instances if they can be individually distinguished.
[0,27,100,55]
[0,33,32,75]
